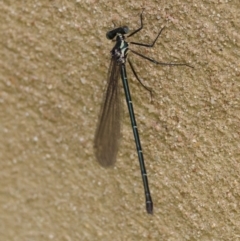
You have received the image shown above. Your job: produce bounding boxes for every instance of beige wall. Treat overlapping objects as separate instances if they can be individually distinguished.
[1,0,240,240]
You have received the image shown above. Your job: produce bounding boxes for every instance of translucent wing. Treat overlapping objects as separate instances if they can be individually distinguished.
[94,57,122,167]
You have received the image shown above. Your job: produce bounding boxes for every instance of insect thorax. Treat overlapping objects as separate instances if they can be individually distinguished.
[111,33,129,64]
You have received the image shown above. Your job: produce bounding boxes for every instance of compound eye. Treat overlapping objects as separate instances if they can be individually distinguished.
[106,26,129,39]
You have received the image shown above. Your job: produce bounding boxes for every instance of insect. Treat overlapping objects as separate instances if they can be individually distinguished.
[94,10,193,214]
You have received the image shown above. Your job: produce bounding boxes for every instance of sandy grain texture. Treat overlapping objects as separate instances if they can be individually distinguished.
[1,0,240,240]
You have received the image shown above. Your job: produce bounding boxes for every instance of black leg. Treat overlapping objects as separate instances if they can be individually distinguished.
[130,27,165,47]
[127,9,144,38]
[130,49,194,68]
[128,58,153,100]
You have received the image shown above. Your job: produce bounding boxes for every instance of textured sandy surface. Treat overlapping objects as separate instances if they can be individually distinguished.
[1,0,240,240]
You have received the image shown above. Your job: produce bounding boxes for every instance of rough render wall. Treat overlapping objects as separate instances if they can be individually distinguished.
[0,0,240,240]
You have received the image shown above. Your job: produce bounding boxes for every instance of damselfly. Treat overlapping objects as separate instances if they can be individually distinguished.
[94,10,193,214]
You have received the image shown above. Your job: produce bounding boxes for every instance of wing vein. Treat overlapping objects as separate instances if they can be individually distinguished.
[94,57,122,167]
